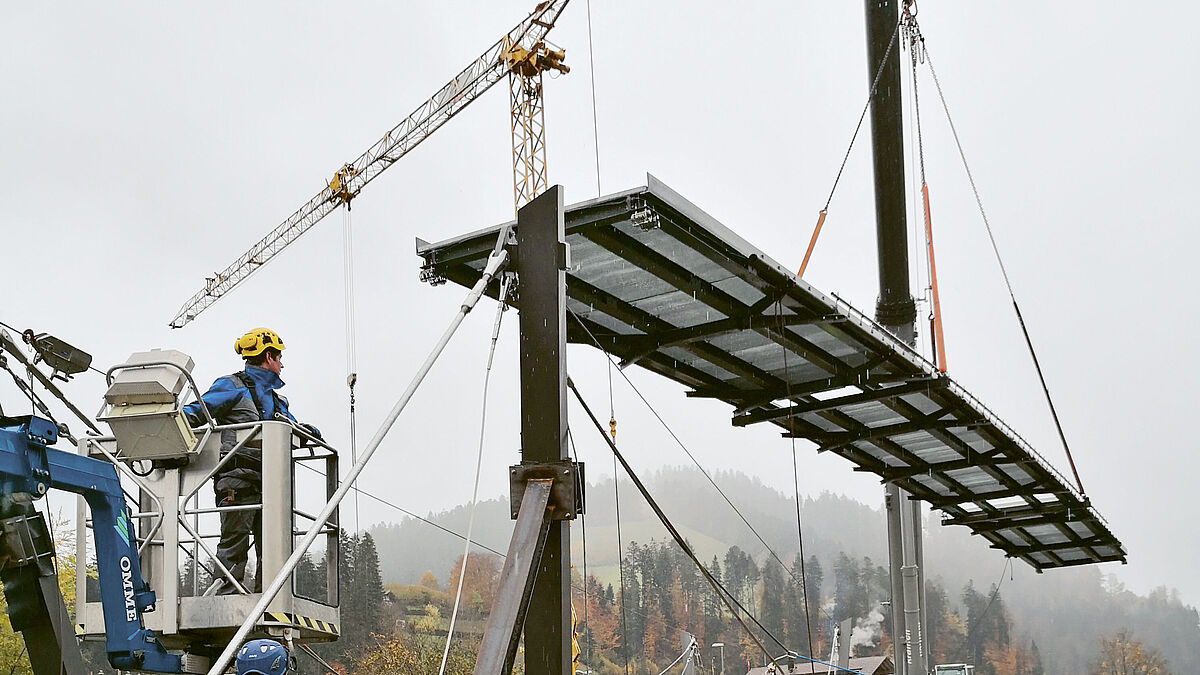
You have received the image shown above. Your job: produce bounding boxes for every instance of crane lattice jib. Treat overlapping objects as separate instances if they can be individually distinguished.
[169,0,570,329]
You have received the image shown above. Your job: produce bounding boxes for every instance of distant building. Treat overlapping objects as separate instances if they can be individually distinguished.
[745,655,894,675]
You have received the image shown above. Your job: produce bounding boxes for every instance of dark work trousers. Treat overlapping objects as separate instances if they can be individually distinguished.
[215,486,262,593]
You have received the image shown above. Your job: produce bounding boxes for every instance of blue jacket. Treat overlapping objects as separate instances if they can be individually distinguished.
[184,365,298,427]
[183,366,317,492]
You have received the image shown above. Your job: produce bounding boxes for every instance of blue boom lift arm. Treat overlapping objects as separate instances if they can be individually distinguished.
[0,414,183,672]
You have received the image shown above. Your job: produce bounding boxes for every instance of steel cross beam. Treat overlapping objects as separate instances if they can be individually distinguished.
[473,480,554,675]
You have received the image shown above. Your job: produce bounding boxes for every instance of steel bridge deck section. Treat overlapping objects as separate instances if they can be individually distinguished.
[416,174,1125,571]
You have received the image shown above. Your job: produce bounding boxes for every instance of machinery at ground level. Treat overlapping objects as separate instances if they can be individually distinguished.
[0,340,341,674]
[0,414,182,672]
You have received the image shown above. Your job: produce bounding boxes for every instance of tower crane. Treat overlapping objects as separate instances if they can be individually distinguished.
[169,0,570,329]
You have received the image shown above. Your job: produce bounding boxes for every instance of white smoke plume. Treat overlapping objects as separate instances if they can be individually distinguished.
[849,608,885,652]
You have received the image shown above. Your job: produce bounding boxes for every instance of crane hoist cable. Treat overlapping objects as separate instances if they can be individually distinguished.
[438,273,513,675]
[920,39,1087,498]
[585,0,602,198]
[342,204,361,532]
[797,16,905,278]
[594,246,629,672]
[903,9,949,373]
[207,225,514,675]
[904,32,931,361]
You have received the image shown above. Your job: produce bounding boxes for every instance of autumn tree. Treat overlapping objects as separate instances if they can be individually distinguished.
[1091,632,1172,675]
[419,570,440,591]
[446,552,502,617]
[575,575,620,670]
[355,628,475,674]
[926,578,966,663]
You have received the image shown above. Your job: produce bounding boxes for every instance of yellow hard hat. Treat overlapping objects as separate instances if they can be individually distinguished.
[234,328,286,358]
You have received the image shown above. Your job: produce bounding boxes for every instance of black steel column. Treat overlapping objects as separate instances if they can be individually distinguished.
[884,485,908,674]
[865,0,917,344]
[866,3,924,674]
[517,185,572,674]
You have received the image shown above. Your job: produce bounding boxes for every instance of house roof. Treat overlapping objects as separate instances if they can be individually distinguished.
[746,655,894,675]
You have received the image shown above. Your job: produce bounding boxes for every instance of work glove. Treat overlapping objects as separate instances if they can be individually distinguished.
[300,423,322,440]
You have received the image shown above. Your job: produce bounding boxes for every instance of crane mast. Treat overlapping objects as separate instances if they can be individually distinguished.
[504,37,568,210]
[169,0,570,329]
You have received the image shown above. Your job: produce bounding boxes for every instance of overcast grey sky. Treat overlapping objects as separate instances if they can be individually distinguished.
[4,2,1197,609]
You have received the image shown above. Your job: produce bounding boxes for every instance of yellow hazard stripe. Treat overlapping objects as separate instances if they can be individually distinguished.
[261,611,340,635]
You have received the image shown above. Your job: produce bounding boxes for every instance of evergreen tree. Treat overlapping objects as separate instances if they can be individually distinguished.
[676,546,700,624]
[760,561,786,648]
[313,529,385,669]
[177,555,213,597]
[723,546,749,607]
[704,556,726,647]
[833,553,867,624]
[781,553,807,652]
[619,544,645,666]
[962,581,1011,675]
[293,551,325,601]
[805,555,824,652]
[352,533,383,636]
[745,555,761,617]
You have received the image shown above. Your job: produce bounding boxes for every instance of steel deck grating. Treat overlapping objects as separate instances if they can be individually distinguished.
[416,174,1125,571]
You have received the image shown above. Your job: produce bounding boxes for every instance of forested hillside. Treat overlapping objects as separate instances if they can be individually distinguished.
[370,466,1200,673]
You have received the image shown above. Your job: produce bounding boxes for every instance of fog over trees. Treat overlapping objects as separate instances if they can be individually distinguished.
[370,466,1200,673]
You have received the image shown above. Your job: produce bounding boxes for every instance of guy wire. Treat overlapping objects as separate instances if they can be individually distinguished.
[569,307,818,605]
[776,299,816,660]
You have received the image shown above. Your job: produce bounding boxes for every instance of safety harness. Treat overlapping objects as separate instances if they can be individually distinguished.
[233,371,267,419]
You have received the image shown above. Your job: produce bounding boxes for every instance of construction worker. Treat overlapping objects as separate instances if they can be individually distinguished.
[236,638,291,675]
[183,328,320,593]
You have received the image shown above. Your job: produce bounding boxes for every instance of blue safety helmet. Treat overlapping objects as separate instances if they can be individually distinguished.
[236,639,289,675]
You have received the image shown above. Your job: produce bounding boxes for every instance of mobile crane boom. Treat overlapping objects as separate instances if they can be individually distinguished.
[0,415,182,673]
[169,0,570,329]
